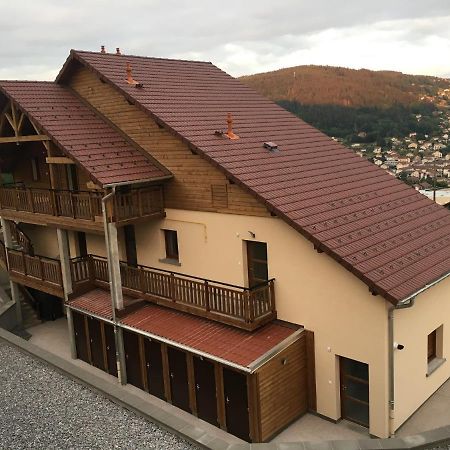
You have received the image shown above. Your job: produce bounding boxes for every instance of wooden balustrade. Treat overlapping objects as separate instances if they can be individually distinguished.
[70,254,276,329]
[0,185,164,224]
[7,248,63,295]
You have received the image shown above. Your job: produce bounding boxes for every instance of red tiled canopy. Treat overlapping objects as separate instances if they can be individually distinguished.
[58,50,450,304]
[69,289,299,370]
[0,81,170,186]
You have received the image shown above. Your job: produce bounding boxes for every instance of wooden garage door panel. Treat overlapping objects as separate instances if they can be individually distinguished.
[223,368,250,442]
[168,347,190,412]
[72,311,89,364]
[194,357,218,426]
[144,338,165,400]
[123,330,144,390]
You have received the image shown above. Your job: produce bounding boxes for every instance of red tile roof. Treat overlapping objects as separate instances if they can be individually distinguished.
[59,50,450,304]
[0,81,170,186]
[69,289,299,369]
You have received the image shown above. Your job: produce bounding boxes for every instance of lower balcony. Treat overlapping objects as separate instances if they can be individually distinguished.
[70,254,276,331]
[0,185,164,232]
[6,248,64,297]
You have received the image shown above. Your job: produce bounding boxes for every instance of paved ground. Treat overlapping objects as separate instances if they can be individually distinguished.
[0,341,199,450]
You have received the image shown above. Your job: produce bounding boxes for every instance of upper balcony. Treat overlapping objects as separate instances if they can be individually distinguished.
[0,185,165,232]
[70,254,276,331]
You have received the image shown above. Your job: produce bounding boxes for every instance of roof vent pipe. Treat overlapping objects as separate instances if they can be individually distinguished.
[116,47,121,55]
[125,63,143,88]
[101,45,106,54]
[226,113,239,140]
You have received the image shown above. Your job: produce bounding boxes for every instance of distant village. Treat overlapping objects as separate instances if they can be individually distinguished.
[334,87,450,205]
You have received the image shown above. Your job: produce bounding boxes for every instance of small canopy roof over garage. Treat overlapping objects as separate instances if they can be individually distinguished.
[0,81,171,187]
[69,288,302,373]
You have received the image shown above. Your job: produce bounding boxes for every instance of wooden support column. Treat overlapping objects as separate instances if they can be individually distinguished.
[1,217,22,325]
[44,142,58,190]
[57,228,73,296]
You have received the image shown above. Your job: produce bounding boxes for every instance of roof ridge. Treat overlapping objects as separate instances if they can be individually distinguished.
[72,49,213,65]
[0,80,54,84]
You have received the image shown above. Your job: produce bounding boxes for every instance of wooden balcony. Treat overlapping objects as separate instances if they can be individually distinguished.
[70,254,276,331]
[0,185,164,232]
[6,248,64,297]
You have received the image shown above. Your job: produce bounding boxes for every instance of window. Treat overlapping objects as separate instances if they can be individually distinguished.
[164,230,179,261]
[428,330,437,363]
[427,325,445,376]
[31,158,40,181]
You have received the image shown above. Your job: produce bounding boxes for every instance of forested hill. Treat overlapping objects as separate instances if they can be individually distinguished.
[239,65,449,108]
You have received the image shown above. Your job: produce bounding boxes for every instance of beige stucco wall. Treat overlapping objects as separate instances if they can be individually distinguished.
[21,225,59,259]
[131,208,390,437]
[394,277,450,430]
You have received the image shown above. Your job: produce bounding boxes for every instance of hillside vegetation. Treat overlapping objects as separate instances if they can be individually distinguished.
[240,65,450,146]
[240,65,449,108]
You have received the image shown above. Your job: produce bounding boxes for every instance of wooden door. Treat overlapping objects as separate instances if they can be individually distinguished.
[72,311,89,364]
[168,347,190,412]
[124,225,137,266]
[144,338,165,400]
[246,241,268,288]
[104,322,117,377]
[123,330,144,390]
[223,368,250,442]
[87,316,104,371]
[340,357,370,427]
[194,357,218,426]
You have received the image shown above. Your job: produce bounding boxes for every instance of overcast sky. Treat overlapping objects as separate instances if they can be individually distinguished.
[1,0,449,80]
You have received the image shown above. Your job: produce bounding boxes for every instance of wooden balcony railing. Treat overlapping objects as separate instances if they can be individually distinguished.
[0,185,164,224]
[7,248,63,297]
[70,254,276,330]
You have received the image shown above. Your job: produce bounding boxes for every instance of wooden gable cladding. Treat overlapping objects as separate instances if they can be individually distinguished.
[67,67,269,217]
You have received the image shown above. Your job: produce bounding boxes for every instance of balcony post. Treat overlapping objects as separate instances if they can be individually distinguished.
[57,228,73,296]
[204,280,210,311]
[0,217,23,325]
[269,280,276,313]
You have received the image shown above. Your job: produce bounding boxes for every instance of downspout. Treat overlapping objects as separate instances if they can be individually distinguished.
[388,297,415,437]
[101,187,123,382]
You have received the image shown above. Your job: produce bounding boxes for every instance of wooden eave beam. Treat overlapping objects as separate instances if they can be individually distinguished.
[45,156,75,164]
[0,135,50,144]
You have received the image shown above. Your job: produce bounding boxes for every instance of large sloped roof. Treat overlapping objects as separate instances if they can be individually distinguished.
[0,81,170,186]
[58,50,450,304]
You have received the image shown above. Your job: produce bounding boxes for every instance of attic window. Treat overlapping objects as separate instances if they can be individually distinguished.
[264,142,278,152]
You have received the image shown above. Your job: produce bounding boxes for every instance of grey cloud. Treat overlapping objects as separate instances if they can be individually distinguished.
[0,0,449,79]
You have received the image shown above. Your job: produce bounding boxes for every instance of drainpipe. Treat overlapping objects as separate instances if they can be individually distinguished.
[388,297,415,437]
[102,187,126,385]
